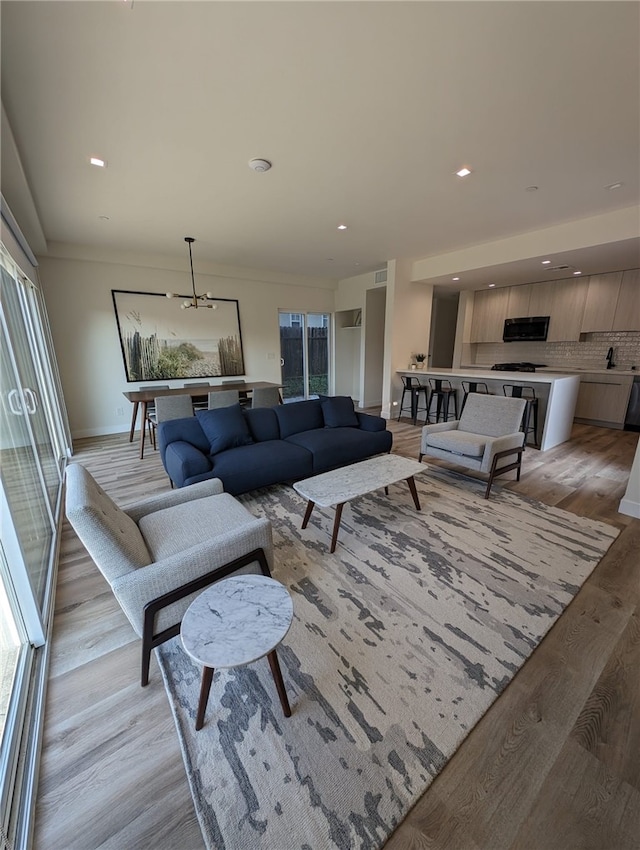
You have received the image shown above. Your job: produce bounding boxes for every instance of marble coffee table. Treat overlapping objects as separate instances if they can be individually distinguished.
[180,575,293,730]
[293,453,426,553]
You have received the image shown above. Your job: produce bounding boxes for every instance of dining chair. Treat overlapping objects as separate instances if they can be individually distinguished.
[184,381,211,411]
[222,379,249,406]
[208,389,241,409]
[148,394,194,450]
[251,387,282,408]
[141,385,170,450]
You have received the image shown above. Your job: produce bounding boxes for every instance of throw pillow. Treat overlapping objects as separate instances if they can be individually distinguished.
[321,395,359,428]
[196,405,254,455]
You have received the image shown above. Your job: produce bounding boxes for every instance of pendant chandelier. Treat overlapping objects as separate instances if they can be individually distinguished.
[166,237,217,310]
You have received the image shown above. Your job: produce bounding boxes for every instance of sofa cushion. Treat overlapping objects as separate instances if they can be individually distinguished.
[196,405,253,455]
[286,427,392,473]
[274,399,323,438]
[206,441,313,495]
[425,430,487,458]
[243,407,280,443]
[321,395,359,428]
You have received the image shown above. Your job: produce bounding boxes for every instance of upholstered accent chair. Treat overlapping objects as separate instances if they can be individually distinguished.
[64,463,274,686]
[419,393,527,498]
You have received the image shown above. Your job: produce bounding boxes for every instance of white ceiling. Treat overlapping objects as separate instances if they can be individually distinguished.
[1,1,639,289]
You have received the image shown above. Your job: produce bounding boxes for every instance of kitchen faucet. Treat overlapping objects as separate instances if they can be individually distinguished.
[606,347,615,369]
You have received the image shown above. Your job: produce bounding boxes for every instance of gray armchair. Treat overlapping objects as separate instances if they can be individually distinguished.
[419,393,527,498]
[64,463,274,685]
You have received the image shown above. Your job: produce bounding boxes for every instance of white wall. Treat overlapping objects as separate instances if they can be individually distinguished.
[39,251,335,438]
[619,436,640,518]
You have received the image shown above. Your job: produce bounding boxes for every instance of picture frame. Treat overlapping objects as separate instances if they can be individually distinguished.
[111,290,245,382]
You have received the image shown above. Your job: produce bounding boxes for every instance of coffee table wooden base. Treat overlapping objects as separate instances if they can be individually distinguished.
[300,474,422,553]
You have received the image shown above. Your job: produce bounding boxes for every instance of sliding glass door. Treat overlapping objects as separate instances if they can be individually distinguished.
[278,312,330,401]
[0,245,70,848]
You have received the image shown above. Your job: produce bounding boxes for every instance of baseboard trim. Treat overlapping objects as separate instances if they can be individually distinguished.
[619,496,640,519]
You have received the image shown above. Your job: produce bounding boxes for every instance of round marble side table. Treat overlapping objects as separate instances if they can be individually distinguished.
[180,575,294,731]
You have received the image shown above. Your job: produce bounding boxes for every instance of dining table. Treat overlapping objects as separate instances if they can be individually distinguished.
[123,381,283,459]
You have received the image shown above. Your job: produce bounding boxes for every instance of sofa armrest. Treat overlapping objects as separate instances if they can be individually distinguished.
[124,478,224,522]
[356,412,387,432]
[163,440,213,488]
[479,432,525,473]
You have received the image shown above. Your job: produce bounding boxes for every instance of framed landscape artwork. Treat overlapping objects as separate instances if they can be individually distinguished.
[111,290,245,382]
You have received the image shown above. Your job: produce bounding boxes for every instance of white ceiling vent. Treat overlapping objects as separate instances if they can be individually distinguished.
[374,269,388,285]
[548,264,574,271]
[248,158,272,172]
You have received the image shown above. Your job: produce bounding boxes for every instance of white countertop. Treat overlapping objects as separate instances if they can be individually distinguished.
[545,368,638,377]
[397,368,580,384]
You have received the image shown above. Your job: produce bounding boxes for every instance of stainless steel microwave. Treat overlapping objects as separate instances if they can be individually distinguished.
[503,316,550,342]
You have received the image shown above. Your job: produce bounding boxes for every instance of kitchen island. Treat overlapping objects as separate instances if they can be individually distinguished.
[396,368,580,452]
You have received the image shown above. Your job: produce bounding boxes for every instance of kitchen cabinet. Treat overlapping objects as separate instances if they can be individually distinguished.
[470,287,509,343]
[506,284,532,318]
[580,272,623,333]
[526,277,587,341]
[612,268,640,332]
[574,372,633,428]
[547,277,588,341]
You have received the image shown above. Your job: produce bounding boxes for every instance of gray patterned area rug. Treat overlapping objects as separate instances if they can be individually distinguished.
[156,467,618,850]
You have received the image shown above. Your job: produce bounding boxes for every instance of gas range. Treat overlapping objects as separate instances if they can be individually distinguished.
[491,362,547,373]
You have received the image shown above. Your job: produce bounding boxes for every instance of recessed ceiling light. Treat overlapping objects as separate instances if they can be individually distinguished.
[525,185,538,192]
[605,182,623,190]
[488,283,496,288]
[455,167,472,178]
[337,224,348,231]
[573,270,582,275]
[90,156,106,167]
[541,260,551,265]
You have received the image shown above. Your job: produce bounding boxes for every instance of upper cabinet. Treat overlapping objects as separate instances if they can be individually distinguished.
[545,277,588,341]
[527,278,587,341]
[612,269,640,332]
[580,272,623,333]
[470,268,639,343]
[470,288,509,343]
[506,284,532,318]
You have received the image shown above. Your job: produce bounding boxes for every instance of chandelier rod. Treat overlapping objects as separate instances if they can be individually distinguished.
[185,236,196,303]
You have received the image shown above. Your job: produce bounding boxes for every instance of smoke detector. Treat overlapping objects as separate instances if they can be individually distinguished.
[248,158,272,173]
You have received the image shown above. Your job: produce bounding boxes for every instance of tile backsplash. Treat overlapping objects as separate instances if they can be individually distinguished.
[473,332,640,371]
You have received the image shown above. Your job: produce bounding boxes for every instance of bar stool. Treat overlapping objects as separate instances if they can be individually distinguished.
[398,375,429,424]
[502,384,539,447]
[461,381,490,415]
[427,379,459,423]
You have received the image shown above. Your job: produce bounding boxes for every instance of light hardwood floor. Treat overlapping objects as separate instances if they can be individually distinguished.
[34,420,640,850]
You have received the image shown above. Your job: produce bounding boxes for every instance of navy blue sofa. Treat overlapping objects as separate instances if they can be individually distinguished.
[157,396,392,494]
